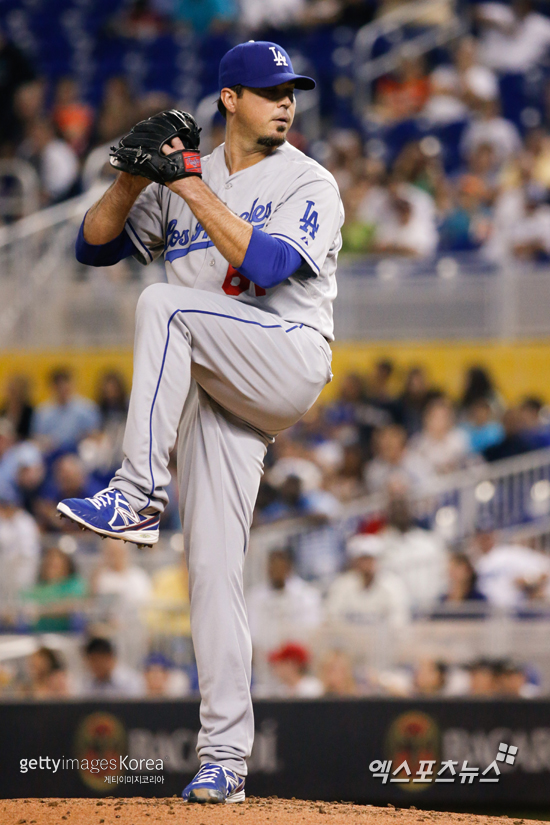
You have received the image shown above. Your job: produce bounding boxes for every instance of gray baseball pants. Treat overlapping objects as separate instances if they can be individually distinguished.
[111,283,333,776]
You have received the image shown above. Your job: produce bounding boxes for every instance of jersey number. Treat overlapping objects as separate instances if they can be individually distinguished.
[222,265,266,297]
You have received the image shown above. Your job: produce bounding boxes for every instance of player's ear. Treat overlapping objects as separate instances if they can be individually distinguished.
[220,87,238,116]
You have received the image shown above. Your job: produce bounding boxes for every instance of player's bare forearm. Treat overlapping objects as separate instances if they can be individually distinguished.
[167,176,252,267]
[83,173,150,244]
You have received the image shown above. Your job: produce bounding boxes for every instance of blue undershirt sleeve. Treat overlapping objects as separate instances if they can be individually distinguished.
[75,216,138,266]
[239,227,304,289]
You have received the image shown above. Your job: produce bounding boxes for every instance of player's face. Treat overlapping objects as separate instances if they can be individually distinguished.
[237,83,296,148]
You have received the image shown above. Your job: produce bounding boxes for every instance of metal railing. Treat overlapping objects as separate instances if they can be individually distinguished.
[245,448,550,591]
[413,447,550,542]
[2,173,550,346]
[334,255,550,341]
[3,446,546,614]
[3,446,550,696]
[251,611,550,694]
[0,182,166,349]
[3,609,550,697]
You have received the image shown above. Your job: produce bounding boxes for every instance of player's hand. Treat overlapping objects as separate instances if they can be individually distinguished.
[163,137,203,196]
[162,137,185,155]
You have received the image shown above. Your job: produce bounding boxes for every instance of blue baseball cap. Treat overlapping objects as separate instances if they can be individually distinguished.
[219,41,315,92]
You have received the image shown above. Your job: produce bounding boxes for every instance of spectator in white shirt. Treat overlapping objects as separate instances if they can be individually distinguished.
[378,495,448,612]
[93,539,152,606]
[246,548,322,654]
[425,36,499,124]
[19,118,79,205]
[477,0,550,73]
[365,424,435,495]
[266,642,324,698]
[326,533,410,628]
[473,528,550,609]
[92,541,153,672]
[461,100,522,169]
[510,183,550,261]
[0,482,40,606]
[371,183,438,258]
[486,177,550,262]
[240,0,306,32]
[409,396,470,475]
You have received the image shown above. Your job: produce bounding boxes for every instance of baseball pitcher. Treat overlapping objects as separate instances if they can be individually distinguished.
[58,41,343,803]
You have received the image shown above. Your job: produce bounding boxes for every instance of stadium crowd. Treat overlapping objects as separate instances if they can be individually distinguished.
[0,359,548,700]
[2,0,550,700]
[2,0,550,264]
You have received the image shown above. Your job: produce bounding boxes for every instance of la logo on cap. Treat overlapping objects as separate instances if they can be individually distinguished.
[269,46,288,67]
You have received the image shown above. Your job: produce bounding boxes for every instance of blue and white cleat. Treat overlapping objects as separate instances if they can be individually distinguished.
[182,763,245,804]
[57,487,159,546]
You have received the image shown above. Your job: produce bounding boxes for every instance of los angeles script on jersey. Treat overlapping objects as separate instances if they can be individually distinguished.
[164,198,272,262]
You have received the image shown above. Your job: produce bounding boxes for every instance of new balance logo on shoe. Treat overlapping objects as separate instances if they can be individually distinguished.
[89,490,143,529]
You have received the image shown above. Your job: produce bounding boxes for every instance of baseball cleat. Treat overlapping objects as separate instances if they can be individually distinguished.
[56,487,160,545]
[182,763,245,804]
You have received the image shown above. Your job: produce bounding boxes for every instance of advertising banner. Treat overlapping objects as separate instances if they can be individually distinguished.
[2,700,549,804]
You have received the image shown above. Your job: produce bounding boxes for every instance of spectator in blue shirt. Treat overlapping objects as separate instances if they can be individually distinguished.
[34,453,100,532]
[0,417,44,502]
[172,0,237,33]
[460,398,504,453]
[438,174,492,252]
[483,407,533,462]
[31,368,100,455]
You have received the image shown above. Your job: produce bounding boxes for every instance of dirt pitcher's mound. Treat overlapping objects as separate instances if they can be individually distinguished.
[0,798,538,825]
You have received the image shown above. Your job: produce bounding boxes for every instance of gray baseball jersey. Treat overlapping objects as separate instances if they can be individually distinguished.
[111,140,343,778]
[124,141,343,340]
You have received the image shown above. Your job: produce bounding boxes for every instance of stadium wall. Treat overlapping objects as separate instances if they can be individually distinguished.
[1,699,549,804]
[2,339,550,404]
